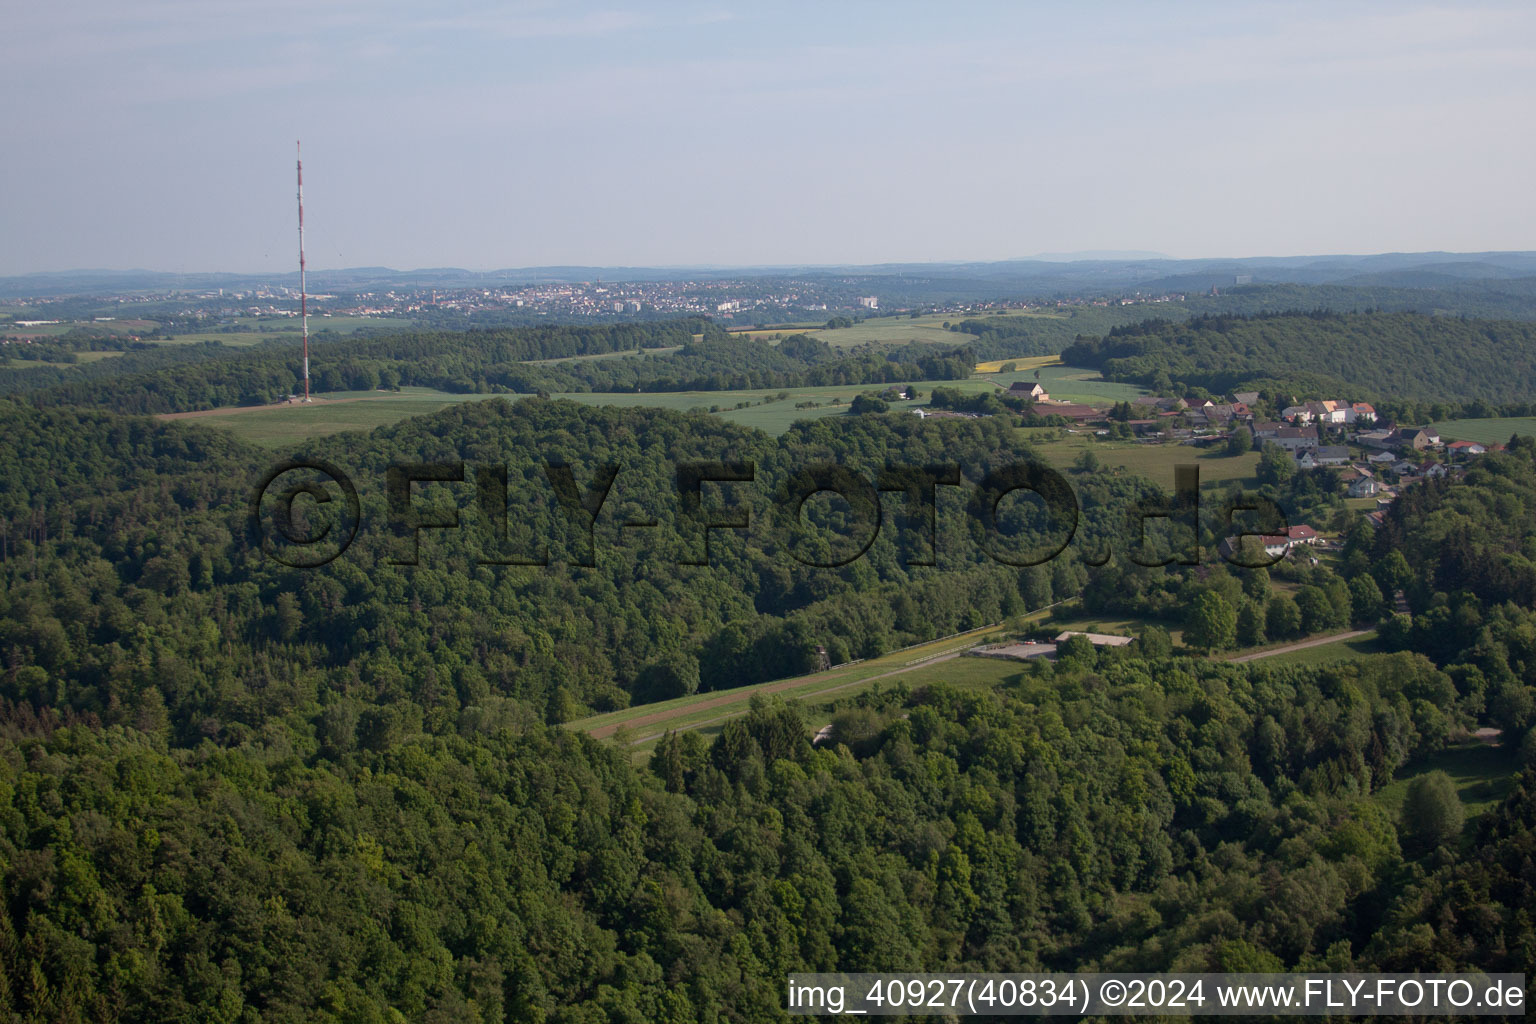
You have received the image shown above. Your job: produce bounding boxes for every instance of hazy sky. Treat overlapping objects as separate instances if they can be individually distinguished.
[3,1,1534,274]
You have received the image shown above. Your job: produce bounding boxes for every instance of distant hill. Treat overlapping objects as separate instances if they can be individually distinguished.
[6,251,1536,299]
[1062,310,1536,406]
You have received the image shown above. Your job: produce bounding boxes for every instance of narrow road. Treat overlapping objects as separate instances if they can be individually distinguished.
[1228,629,1372,663]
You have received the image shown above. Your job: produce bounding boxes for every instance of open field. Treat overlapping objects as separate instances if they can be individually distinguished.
[974,354,1062,374]
[1431,417,1536,445]
[164,388,507,445]
[792,313,981,349]
[1024,432,1262,488]
[183,376,1261,470]
[665,657,1028,758]
[1,318,159,338]
[987,365,1150,403]
[152,332,288,347]
[4,350,125,369]
[726,310,1074,351]
[743,311,1069,350]
[1042,611,1179,646]
[724,327,821,340]
[159,315,412,346]
[168,383,902,444]
[568,622,1019,753]
[524,345,683,365]
[551,384,909,433]
[1374,740,1519,819]
[1230,629,1379,665]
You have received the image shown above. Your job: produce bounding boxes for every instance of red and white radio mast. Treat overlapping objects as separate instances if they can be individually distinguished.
[296,140,311,402]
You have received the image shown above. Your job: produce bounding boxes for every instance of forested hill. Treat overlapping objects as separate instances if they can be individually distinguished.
[1061,311,1536,404]
[24,319,719,414]
[0,398,1160,721]
[1,398,1534,1018]
[23,320,975,416]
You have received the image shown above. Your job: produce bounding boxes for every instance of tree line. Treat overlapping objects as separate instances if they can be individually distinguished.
[1062,310,1536,405]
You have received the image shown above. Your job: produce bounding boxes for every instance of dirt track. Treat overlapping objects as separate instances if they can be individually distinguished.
[1227,629,1372,663]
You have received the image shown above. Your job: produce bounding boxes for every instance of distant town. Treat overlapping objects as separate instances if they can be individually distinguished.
[1,274,1193,339]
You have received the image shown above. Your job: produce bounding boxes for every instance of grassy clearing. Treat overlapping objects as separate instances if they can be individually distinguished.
[788,312,1025,349]
[1261,631,1383,667]
[1026,433,1262,489]
[729,310,1071,351]
[160,315,410,346]
[175,388,507,446]
[551,385,912,434]
[1431,417,1536,445]
[1043,612,1178,646]
[806,319,966,349]
[1375,741,1519,819]
[175,382,894,445]
[1229,630,1381,666]
[724,327,822,340]
[990,366,1149,403]
[2,318,158,338]
[4,351,125,369]
[568,622,1018,750]
[662,657,1028,759]
[153,333,285,347]
[974,354,1062,374]
[524,345,683,365]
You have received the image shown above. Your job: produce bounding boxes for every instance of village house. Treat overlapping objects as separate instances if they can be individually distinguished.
[1445,439,1488,458]
[1252,421,1283,440]
[1399,428,1442,451]
[1279,398,1374,426]
[1273,426,1321,451]
[1218,523,1319,561]
[1203,402,1252,427]
[1008,381,1048,401]
[1296,444,1350,468]
[1307,400,1349,425]
[1341,466,1378,497]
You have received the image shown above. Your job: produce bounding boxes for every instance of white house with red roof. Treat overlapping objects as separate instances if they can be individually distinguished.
[1219,524,1319,560]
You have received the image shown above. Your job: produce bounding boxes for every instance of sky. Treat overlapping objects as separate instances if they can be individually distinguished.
[3,0,1534,275]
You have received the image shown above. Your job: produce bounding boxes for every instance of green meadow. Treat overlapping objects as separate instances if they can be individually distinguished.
[567,621,1022,759]
[173,388,507,445]
[1431,417,1536,445]
[1374,741,1520,819]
